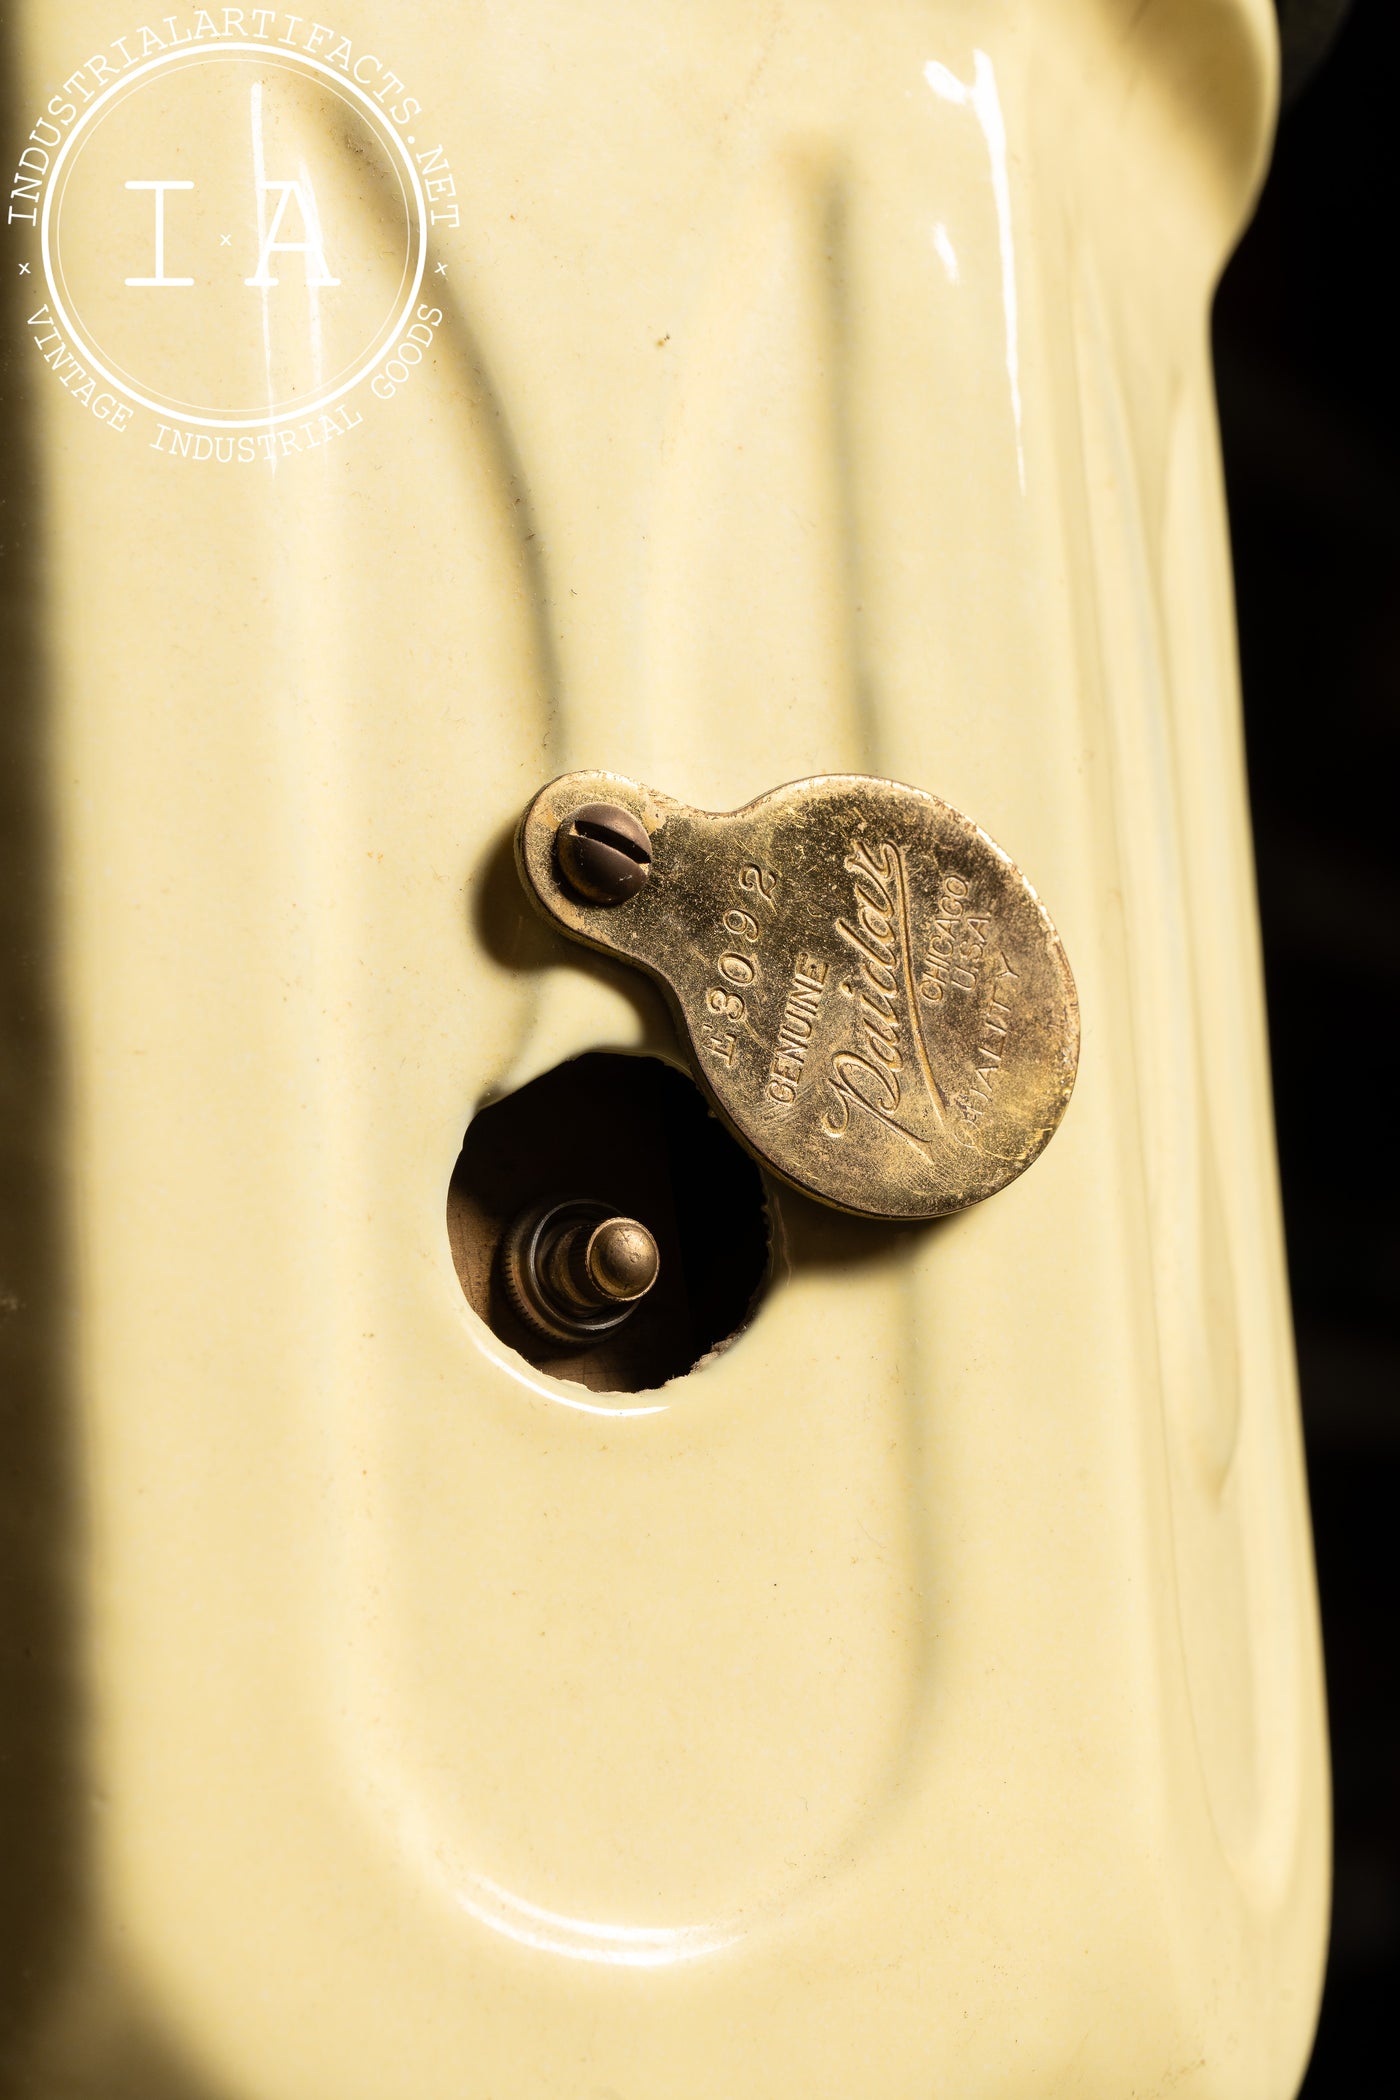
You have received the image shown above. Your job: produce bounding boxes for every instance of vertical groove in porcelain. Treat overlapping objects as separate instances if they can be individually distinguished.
[1158,360,1322,1913]
[1071,246,1259,1857]
[328,80,928,1941]
[644,150,873,803]
[1070,243,1319,1914]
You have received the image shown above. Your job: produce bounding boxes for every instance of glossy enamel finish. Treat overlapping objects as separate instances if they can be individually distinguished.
[2,3,1324,2096]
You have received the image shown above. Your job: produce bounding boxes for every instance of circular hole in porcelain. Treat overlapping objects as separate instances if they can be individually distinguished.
[447,1053,770,1394]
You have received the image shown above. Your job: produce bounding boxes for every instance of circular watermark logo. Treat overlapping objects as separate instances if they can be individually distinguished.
[10,16,455,458]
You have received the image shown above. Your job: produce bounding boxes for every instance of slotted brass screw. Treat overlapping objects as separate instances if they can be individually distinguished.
[555,803,652,905]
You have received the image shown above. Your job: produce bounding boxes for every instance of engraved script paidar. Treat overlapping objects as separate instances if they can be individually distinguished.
[515,771,1079,1221]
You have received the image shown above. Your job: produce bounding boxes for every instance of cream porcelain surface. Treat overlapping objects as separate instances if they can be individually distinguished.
[2,3,1326,2095]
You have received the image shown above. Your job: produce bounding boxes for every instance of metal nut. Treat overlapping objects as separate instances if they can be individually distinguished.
[555,803,652,906]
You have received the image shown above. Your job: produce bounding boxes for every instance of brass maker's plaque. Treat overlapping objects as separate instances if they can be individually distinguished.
[516,772,1079,1222]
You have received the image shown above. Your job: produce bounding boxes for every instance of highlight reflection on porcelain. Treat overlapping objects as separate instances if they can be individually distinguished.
[925,53,1024,487]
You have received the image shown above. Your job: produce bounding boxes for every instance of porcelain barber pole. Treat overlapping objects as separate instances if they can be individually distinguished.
[0,4,1326,2096]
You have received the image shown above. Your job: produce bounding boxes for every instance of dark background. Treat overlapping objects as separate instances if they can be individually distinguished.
[1216,2,1398,2088]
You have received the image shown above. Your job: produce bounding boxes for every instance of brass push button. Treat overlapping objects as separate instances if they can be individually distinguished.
[516,771,1079,1222]
[501,1197,661,1346]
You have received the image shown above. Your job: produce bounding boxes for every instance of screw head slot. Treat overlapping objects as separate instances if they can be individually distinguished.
[555,803,652,906]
